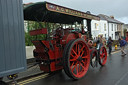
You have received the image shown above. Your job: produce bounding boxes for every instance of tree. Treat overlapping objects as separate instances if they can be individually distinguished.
[25,21,54,46]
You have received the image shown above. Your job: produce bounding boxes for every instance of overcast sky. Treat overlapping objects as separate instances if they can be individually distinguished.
[23,0,128,24]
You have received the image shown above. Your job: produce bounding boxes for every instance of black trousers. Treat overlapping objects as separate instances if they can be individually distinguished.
[109,46,112,54]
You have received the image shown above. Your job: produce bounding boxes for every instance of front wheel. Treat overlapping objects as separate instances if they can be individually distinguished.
[99,46,107,66]
[63,39,90,80]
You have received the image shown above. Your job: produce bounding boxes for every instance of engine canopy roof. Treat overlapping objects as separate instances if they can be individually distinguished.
[24,2,100,24]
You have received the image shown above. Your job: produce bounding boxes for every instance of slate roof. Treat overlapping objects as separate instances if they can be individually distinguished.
[98,14,123,24]
[124,24,128,26]
[124,24,128,28]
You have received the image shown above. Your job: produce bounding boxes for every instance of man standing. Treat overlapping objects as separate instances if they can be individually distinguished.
[107,37,113,54]
[119,36,127,55]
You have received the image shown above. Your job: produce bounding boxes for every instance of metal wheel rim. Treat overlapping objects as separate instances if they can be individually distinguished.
[99,47,107,65]
[69,40,90,78]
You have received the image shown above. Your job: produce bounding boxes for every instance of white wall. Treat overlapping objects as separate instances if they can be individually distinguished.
[91,20,108,39]
[91,20,100,38]
[26,46,35,59]
[99,20,108,39]
[108,23,117,40]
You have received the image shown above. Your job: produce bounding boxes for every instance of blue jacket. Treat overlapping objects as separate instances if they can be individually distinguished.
[120,39,127,47]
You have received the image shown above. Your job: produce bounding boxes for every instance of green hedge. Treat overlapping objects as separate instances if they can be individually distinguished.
[25,32,33,46]
[25,32,47,46]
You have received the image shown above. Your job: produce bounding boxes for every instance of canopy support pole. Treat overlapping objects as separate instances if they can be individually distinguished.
[87,19,92,38]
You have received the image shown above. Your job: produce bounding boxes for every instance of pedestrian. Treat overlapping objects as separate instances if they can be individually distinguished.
[99,36,107,47]
[119,36,127,56]
[96,37,98,41]
[93,37,95,40]
[107,37,113,54]
[125,36,128,45]
[99,35,103,46]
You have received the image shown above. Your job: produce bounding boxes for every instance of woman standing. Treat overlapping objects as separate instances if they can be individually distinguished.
[107,37,113,54]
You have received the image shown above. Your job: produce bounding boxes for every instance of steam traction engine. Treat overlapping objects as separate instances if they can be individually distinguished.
[24,2,107,80]
[30,28,90,79]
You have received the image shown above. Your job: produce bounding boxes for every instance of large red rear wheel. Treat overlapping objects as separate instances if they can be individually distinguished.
[99,46,107,66]
[63,39,90,80]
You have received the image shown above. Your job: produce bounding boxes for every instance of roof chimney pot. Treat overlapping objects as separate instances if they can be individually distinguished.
[110,16,114,19]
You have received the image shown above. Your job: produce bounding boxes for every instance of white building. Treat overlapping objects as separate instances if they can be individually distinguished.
[99,14,124,40]
[108,23,116,40]
[91,14,123,40]
[91,19,108,39]
[123,24,128,31]
[91,20,100,38]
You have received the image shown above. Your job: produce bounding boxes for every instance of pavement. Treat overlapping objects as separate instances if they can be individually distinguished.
[3,63,42,83]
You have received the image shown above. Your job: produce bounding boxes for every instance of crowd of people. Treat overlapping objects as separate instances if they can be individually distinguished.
[93,35,127,56]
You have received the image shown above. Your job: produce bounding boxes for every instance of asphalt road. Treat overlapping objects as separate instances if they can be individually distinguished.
[16,48,128,85]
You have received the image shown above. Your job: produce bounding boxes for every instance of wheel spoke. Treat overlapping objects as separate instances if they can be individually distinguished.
[70,58,77,61]
[100,52,106,58]
[80,46,85,52]
[100,57,104,61]
[71,62,78,73]
[71,65,76,72]
[79,46,85,55]
[70,62,74,67]
[72,49,78,56]
[76,64,78,76]
[79,63,85,71]
[78,62,81,73]
[81,60,86,67]
[100,55,103,58]
[70,53,76,58]
[81,50,85,56]
[82,55,88,59]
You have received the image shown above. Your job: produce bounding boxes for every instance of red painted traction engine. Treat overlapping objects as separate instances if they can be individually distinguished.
[24,2,107,80]
[30,28,107,80]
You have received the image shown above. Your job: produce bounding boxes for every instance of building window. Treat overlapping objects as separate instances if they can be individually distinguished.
[117,25,118,31]
[112,24,113,31]
[115,24,116,31]
[95,23,97,30]
[105,34,106,38]
[104,24,106,31]
[112,34,113,39]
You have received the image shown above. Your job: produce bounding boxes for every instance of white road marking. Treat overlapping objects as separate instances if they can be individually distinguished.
[115,71,128,85]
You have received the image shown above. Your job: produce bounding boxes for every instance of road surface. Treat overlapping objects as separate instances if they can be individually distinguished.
[11,48,128,85]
